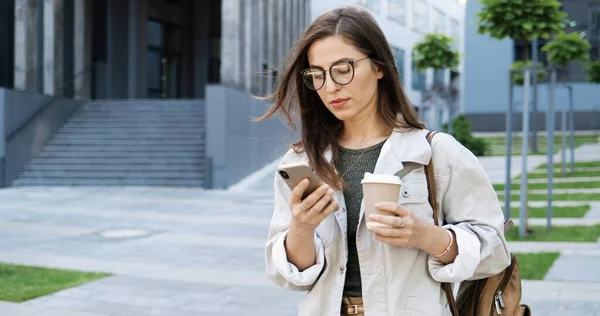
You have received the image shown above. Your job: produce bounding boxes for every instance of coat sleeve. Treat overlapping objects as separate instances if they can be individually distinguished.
[427,135,511,283]
[264,157,326,292]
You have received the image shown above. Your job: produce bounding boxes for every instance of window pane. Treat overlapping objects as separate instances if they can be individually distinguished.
[412,0,428,33]
[392,46,405,83]
[388,0,406,25]
[147,21,163,47]
[434,69,445,88]
[412,61,425,91]
[146,50,162,90]
[451,19,460,49]
[434,8,445,34]
[358,0,379,13]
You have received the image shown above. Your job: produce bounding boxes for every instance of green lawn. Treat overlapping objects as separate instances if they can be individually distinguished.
[515,252,560,280]
[0,263,110,302]
[494,181,600,191]
[509,205,590,218]
[520,171,600,180]
[484,135,599,156]
[498,193,600,202]
[505,225,600,242]
[537,161,600,169]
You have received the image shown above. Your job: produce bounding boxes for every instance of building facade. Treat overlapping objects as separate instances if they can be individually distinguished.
[329,0,467,124]
[2,0,310,100]
[464,0,600,131]
[2,0,464,110]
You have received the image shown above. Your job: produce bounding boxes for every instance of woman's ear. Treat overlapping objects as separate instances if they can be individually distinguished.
[376,69,384,79]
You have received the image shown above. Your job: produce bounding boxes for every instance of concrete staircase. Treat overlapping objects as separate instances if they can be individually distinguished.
[12,100,206,187]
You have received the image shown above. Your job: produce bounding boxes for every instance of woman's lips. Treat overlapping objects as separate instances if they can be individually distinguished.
[330,98,349,109]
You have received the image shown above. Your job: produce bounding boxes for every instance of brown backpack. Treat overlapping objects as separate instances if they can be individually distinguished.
[424,131,532,316]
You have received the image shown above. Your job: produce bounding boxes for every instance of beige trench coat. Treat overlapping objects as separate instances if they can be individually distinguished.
[264,129,511,316]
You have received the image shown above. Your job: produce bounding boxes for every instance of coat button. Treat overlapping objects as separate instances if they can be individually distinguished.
[340,266,345,274]
[402,189,410,198]
[341,207,346,212]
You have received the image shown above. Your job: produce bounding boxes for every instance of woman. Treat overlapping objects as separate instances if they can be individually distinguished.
[258,6,511,316]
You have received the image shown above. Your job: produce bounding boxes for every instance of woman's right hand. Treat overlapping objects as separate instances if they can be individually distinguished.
[289,179,339,232]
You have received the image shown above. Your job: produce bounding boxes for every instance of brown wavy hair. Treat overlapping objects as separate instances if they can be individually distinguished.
[255,6,424,190]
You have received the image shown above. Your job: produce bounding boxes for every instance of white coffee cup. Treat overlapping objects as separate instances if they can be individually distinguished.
[361,172,402,228]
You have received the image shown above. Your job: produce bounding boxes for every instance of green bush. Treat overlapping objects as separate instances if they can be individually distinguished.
[443,115,491,156]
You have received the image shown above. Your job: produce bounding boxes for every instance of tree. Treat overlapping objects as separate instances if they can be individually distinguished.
[542,32,591,81]
[587,60,600,84]
[412,34,460,133]
[511,60,548,86]
[476,0,567,237]
[477,0,567,59]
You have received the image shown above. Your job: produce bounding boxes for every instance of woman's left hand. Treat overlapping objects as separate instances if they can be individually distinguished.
[366,201,430,250]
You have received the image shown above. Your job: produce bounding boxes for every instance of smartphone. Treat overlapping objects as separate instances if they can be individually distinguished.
[277,162,323,199]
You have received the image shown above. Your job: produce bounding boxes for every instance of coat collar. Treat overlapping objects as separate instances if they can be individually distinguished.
[324,128,432,175]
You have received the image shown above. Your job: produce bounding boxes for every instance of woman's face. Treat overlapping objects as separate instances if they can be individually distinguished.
[305,35,383,122]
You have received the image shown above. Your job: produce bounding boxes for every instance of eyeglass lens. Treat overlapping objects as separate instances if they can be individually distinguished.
[302,61,355,90]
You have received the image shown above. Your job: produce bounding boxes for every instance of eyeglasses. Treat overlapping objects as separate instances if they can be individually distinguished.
[301,56,370,91]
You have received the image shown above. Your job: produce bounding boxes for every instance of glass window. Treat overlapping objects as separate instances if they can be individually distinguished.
[146,50,162,90]
[450,19,460,49]
[434,69,445,88]
[412,0,428,34]
[388,0,406,25]
[357,0,379,13]
[433,8,445,34]
[147,21,163,47]
[391,46,405,83]
[412,61,426,91]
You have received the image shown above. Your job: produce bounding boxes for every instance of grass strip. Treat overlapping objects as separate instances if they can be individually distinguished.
[537,161,600,169]
[0,263,110,302]
[515,252,560,280]
[505,225,600,242]
[509,205,590,218]
[521,171,600,180]
[493,181,600,191]
[498,193,600,202]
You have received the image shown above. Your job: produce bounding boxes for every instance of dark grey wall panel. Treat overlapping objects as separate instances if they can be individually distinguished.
[465,111,600,132]
[1,88,83,186]
[205,84,296,189]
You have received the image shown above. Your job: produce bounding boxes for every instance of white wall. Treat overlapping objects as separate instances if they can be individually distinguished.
[310,0,467,114]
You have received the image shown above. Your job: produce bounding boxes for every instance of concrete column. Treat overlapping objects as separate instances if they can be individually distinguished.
[243,0,252,92]
[220,0,241,87]
[292,0,298,42]
[14,0,37,91]
[127,0,147,98]
[43,0,64,96]
[305,0,311,27]
[285,0,292,51]
[193,1,210,98]
[277,0,284,61]
[266,0,274,93]
[73,0,91,100]
[256,0,264,94]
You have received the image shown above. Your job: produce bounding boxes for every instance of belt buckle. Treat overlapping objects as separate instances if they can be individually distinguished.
[347,304,360,315]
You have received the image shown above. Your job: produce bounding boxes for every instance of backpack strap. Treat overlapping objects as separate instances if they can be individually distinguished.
[424,130,460,316]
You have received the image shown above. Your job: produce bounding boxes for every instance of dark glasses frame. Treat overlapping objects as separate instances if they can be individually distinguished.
[301,56,371,90]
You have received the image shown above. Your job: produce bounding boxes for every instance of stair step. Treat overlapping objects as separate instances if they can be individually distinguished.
[48,138,205,146]
[25,164,204,172]
[30,157,204,165]
[57,127,203,134]
[62,122,203,128]
[42,145,203,152]
[52,134,204,140]
[14,100,208,187]
[19,170,204,179]
[12,178,205,187]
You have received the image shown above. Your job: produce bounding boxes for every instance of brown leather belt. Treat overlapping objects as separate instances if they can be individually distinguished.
[342,296,364,315]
